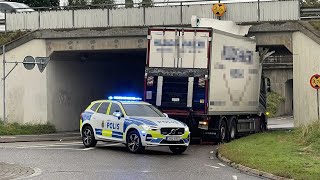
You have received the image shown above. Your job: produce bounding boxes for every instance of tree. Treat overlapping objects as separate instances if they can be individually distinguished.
[140,0,153,7]
[68,0,88,6]
[9,0,59,7]
[302,0,320,7]
[91,0,116,8]
[125,0,133,8]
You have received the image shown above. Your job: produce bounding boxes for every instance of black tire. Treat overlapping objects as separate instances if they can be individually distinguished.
[260,116,267,132]
[82,125,97,148]
[169,146,188,155]
[126,130,145,153]
[229,119,237,141]
[219,120,228,143]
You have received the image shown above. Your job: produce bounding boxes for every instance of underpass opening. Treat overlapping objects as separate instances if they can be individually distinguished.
[47,49,146,131]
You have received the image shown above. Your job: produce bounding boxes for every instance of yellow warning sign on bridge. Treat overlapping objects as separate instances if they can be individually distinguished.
[310,74,320,89]
[212,3,226,17]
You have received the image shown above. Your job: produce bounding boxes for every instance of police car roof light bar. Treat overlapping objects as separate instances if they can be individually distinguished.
[108,96,142,101]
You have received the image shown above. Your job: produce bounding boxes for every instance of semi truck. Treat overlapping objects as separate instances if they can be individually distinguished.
[143,26,270,142]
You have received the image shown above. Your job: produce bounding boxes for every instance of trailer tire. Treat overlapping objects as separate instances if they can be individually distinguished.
[229,119,237,141]
[260,115,267,132]
[219,119,228,143]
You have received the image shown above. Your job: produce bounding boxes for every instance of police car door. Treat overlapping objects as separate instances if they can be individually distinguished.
[93,102,111,140]
[105,102,125,142]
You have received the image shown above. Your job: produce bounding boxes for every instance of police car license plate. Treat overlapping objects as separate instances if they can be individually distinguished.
[166,136,180,141]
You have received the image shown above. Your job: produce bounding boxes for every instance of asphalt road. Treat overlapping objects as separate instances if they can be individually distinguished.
[0,141,265,180]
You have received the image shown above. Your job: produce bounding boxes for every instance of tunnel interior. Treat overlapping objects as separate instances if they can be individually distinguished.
[47,49,146,131]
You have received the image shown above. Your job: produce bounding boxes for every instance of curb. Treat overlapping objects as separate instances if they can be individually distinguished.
[0,136,81,143]
[217,152,293,180]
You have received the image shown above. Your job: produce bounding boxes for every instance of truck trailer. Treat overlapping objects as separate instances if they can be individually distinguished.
[144,26,270,142]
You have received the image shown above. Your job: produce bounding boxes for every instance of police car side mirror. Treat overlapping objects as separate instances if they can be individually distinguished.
[113,111,123,120]
[163,113,169,118]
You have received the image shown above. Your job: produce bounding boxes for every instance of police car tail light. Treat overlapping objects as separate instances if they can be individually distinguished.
[108,96,142,101]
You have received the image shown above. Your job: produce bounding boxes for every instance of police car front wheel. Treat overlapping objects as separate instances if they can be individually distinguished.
[82,126,97,148]
[126,130,145,153]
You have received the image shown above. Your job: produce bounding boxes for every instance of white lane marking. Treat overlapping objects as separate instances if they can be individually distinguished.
[218,163,225,167]
[141,170,152,173]
[81,147,95,151]
[232,175,238,180]
[16,143,83,148]
[204,164,220,169]
[210,151,214,154]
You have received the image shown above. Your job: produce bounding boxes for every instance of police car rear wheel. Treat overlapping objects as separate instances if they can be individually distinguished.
[169,146,188,155]
[126,130,144,153]
[82,126,97,148]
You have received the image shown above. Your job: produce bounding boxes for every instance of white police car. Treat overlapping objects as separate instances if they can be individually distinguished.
[80,96,190,154]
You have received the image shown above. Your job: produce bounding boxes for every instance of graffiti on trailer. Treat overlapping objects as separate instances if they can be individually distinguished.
[222,46,253,64]
[154,39,206,48]
[154,39,206,53]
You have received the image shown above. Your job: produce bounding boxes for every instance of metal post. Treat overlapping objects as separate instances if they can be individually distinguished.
[180,2,183,24]
[258,0,260,22]
[317,89,320,120]
[4,10,7,34]
[2,45,5,122]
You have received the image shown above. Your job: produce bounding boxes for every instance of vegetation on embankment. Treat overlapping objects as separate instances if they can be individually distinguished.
[219,121,320,180]
[0,121,56,135]
[0,31,28,46]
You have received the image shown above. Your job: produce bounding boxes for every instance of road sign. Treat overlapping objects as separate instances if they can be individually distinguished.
[212,3,226,17]
[23,56,35,70]
[35,57,50,73]
[310,74,320,89]
[310,74,320,120]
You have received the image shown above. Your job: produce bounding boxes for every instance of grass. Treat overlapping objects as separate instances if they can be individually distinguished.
[0,121,56,136]
[219,121,320,180]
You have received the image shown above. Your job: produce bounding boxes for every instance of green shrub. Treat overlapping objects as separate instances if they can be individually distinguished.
[0,30,29,46]
[267,91,284,118]
[0,121,56,135]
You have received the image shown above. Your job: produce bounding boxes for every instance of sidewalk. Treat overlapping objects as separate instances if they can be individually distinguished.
[0,131,81,143]
[267,115,294,130]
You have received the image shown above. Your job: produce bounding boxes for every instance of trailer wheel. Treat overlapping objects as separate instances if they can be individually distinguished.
[229,120,237,141]
[219,120,228,143]
[260,115,267,132]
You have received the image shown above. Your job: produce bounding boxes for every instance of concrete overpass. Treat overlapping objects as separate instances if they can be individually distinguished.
[1,20,320,131]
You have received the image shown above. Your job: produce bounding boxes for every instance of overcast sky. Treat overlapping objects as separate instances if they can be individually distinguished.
[60,0,266,6]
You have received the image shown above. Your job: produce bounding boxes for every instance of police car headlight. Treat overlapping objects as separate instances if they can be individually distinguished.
[141,125,152,131]
[184,125,189,132]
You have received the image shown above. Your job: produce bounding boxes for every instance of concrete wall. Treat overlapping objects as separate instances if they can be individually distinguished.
[0,40,48,124]
[47,51,146,131]
[264,68,293,116]
[293,32,320,126]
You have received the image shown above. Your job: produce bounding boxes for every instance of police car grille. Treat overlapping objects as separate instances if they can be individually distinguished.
[161,128,184,135]
[160,140,185,144]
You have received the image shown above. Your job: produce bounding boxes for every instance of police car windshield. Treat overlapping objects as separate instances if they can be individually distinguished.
[122,104,165,117]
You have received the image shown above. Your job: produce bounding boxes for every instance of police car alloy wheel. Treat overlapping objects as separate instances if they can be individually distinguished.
[82,126,97,148]
[126,130,145,153]
[169,146,188,155]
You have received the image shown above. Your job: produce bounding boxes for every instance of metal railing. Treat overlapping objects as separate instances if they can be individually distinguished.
[263,55,293,65]
[1,0,300,32]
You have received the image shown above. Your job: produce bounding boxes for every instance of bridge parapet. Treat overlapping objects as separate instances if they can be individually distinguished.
[4,0,300,32]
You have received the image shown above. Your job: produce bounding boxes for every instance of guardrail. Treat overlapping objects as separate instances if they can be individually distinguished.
[2,0,300,32]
